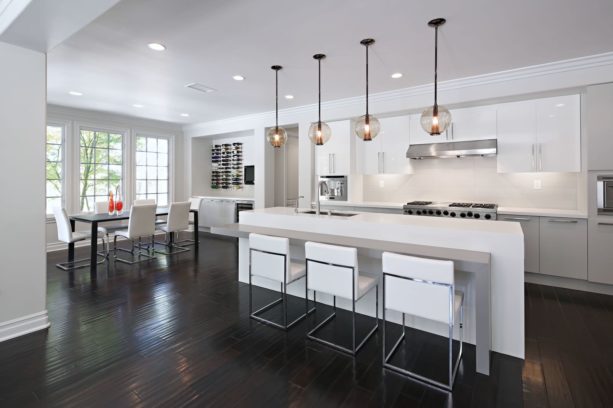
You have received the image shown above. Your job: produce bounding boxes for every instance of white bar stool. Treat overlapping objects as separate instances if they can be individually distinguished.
[382,252,464,391]
[305,242,378,355]
[249,233,313,330]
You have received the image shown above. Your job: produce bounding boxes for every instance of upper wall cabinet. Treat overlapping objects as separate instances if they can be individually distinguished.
[586,83,613,171]
[315,120,351,176]
[357,115,412,175]
[497,94,581,173]
[409,105,497,145]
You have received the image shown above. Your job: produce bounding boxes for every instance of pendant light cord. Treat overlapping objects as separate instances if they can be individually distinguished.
[365,43,369,118]
[434,24,438,111]
[275,68,279,131]
[318,57,322,129]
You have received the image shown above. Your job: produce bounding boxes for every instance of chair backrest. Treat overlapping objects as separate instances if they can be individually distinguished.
[134,199,156,206]
[305,242,358,300]
[249,233,290,282]
[382,252,454,324]
[166,201,191,232]
[126,204,156,238]
[190,197,202,211]
[53,207,73,243]
[95,201,108,214]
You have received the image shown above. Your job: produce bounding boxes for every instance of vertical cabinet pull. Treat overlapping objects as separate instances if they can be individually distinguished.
[531,144,536,171]
[328,154,332,174]
[548,219,578,224]
[538,144,543,171]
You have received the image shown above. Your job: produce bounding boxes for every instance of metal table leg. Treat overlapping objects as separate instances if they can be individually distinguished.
[90,221,98,281]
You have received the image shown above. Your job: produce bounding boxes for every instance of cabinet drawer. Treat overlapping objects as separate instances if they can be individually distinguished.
[500,215,539,273]
[588,220,613,284]
[539,218,587,280]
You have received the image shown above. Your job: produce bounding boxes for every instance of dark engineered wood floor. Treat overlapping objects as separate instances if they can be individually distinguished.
[0,233,612,407]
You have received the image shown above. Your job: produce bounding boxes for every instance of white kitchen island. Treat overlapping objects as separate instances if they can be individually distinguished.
[226,207,524,375]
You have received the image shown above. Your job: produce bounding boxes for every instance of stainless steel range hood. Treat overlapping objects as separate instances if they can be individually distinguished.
[406,139,497,159]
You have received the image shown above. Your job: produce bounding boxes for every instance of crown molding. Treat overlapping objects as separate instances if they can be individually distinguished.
[183,51,613,137]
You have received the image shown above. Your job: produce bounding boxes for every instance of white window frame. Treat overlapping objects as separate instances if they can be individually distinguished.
[132,131,175,205]
[45,121,68,219]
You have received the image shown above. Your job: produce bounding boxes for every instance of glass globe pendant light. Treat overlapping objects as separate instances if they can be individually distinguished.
[308,54,332,146]
[266,65,288,148]
[354,38,380,141]
[420,18,452,136]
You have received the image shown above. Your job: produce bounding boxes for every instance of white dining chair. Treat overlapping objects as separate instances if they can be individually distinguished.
[175,197,202,246]
[134,199,156,206]
[381,252,464,391]
[305,242,379,355]
[95,201,124,258]
[113,204,157,264]
[249,233,314,330]
[53,207,104,270]
[155,201,192,255]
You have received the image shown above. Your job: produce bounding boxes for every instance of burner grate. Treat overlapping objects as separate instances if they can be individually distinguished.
[449,202,473,208]
[472,203,496,209]
[406,201,433,205]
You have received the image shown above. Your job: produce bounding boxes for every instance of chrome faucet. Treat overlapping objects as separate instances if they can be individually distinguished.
[289,196,304,213]
[316,180,329,215]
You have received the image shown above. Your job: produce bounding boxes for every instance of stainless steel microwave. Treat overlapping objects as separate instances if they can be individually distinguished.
[597,175,613,214]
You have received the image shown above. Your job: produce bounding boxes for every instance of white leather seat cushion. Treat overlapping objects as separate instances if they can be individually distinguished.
[357,275,378,299]
[115,229,150,239]
[454,290,464,314]
[98,224,124,235]
[70,231,91,243]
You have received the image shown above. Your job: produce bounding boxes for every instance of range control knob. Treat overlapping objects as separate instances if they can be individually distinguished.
[416,210,422,215]
[428,210,434,215]
[436,210,442,215]
[443,210,449,216]
[460,213,466,218]
[474,213,481,219]
[407,210,413,215]
[467,211,473,217]
[450,212,456,217]
[485,214,492,220]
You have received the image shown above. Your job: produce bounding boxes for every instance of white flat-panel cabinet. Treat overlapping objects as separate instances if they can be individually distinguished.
[359,115,411,175]
[586,84,613,170]
[497,100,538,172]
[500,215,540,273]
[536,95,581,172]
[315,120,351,175]
[447,105,497,142]
[539,217,587,280]
[497,95,581,173]
[200,199,237,227]
[588,219,613,284]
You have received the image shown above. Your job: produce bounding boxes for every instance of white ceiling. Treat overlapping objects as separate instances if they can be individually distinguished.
[47,0,613,125]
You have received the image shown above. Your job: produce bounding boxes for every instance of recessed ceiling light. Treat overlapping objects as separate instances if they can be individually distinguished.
[68,91,83,96]
[180,113,190,117]
[232,75,245,81]
[148,43,166,51]
[132,104,144,108]
[284,94,294,100]
[391,72,403,79]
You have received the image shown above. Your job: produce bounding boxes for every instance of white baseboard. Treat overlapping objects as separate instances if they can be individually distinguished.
[0,311,50,342]
[526,272,613,296]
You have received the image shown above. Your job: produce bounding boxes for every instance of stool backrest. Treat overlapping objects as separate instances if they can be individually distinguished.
[166,201,191,232]
[190,197,202,211]
[305,242,358,300]
[134,199,156,206]
[382,252,454,324]
[53,207,73,243]
[95,201,108,214]
[126,204,156,239]
[249,233,290,282]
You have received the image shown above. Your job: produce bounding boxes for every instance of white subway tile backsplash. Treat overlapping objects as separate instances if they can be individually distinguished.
[362,157,580,209]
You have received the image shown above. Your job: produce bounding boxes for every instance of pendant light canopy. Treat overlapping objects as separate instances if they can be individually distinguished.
[354,38,380,141]
[266,65,288,148]
[308,54,332,146]
[420,18,452,136]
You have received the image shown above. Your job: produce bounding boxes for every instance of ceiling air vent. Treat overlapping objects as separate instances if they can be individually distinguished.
[185,83,217,94]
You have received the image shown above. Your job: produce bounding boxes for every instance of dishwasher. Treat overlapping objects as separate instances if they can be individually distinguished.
[235,201,254,222]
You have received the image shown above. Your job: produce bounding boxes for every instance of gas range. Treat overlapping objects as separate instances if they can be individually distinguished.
[402,201,498,220]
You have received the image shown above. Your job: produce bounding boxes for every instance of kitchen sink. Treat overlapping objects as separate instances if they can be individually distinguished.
[299,210,357,217]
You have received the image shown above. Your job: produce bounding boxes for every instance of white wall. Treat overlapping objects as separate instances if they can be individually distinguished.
[362,158,582,209]
[191,131,255,198]
[0,42,49,341]
[45,105,184,251]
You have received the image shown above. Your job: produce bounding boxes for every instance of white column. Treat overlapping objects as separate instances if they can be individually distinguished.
[0,41,49,341]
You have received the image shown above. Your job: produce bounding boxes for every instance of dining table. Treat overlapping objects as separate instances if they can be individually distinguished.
[69,207,199,279]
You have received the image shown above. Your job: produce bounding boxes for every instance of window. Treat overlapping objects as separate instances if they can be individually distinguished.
[46,125,64,215]
[79,129,123,211]
[135,136,169,205]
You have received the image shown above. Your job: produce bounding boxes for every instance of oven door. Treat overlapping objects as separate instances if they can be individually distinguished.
[597,176,613,214]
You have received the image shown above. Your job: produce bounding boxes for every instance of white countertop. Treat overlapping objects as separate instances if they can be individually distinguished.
[498,207,588,219]
[317,200,588,219]
[194,195,254,201]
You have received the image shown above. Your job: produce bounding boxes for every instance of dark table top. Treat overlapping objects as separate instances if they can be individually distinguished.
[70,207,196,223]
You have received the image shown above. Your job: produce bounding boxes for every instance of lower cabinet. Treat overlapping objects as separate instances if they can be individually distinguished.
[539,217,587,280]
[200,199,238,228]
[588,219,613,285]
[499,215,540,273]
